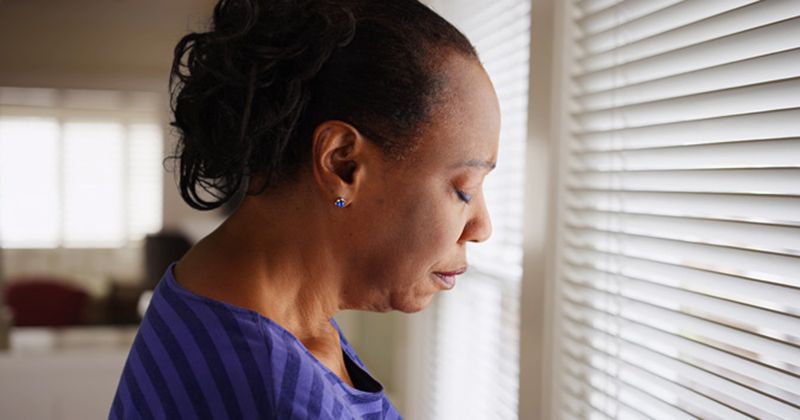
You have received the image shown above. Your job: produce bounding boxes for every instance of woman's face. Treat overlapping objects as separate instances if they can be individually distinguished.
[342,54,501,313]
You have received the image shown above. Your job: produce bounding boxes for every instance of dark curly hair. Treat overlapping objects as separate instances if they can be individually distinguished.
[169,0,478,210]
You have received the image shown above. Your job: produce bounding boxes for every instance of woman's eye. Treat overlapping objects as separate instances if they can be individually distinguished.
[456,190,473,203]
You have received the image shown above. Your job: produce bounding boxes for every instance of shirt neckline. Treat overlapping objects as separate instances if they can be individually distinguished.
[161,261,386,398]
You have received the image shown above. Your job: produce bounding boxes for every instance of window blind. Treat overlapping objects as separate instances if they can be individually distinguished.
[559,1,800,418]
[0,117,60,247]
[0,87,164,248]
[410,1,530,419]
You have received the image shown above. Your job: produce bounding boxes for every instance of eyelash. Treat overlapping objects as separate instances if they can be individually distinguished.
[456,190,473,204]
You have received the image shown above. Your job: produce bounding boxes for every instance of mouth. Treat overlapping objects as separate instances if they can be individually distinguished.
[432,266,467,290]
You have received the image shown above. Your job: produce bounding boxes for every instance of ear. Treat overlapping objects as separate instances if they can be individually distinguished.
[310,120,375,207]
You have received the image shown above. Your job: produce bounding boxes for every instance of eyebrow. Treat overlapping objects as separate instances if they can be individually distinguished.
[450,159,497,172]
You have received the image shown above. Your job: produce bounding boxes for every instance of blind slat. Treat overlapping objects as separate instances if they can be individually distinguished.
[575,108,800,150]
[566,210,800,257]
[577,0,682,36]
[576,17,800,92]
[561,1,800,417]
[576,0,622,17]
[562,346,753,419]
[572,138,800,171]
[578,1,800,72]
[563,334,800,418]
[577,48,800,110]
[576,78,800,131]
[564,313,800,401]
[562,367,693,420]
[466,1,530,43]
[564,322,800,417]
[565,253,800,313]
[563,298,800,376]
[565,232,800,288]
[568,168,800,196]
[416,2,526,420]
[564,273,800,344]
[565,320,800,406]
[564,281,800,360]
[578,0,756,56]
[566,190,800,227]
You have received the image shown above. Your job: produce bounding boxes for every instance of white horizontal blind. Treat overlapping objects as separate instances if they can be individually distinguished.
[413,1,530,419]
[62,122,126,246]
[127,123,165,241]
[0,87,164,248]
[0,118,60,247]
[559,1,800,419]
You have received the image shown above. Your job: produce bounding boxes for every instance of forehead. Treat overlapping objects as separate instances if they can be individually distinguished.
[412,53,501,173]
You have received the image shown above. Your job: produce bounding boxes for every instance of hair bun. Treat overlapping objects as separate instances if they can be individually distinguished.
[169,0,357,210]
[169,0,477,211]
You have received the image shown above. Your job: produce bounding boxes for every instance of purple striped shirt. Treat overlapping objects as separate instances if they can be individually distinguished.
[109,262,403,419]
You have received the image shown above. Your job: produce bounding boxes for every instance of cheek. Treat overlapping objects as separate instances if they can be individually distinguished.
[384,188,461,269]
[402,201,452,253]
[350,180,463,289]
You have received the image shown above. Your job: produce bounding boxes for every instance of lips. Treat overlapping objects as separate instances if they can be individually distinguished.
[432,266,467,290]
[434,267,467,277]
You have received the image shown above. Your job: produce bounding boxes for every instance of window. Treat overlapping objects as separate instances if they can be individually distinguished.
[556,1,800,418]
[0,87,164,248]
[404,1,530,419]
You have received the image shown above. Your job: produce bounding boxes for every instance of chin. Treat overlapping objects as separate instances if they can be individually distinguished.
[393,294,435,314]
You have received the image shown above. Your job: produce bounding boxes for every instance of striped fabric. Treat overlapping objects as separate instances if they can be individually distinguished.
[109,262,403,420]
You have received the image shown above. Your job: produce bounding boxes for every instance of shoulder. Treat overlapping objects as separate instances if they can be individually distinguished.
[110,264,281,419]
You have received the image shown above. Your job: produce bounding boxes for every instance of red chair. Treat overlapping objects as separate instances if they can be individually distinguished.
[4,277,89,327]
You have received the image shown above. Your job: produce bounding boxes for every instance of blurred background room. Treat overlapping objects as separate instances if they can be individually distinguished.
[1,0,798,419]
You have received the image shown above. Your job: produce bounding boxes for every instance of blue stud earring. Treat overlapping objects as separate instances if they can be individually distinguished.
[334,197,347,208]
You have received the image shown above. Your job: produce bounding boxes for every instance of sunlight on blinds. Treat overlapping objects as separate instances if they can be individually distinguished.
[415,1,530,419]
[127,123,164,241]
[432,279,503,419]
[0,117,59,248]
[0,87,164,248]
[63,122,126,247]
[559,1,800,418]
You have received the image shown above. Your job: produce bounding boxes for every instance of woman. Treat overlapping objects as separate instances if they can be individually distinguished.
[110,0,499,418]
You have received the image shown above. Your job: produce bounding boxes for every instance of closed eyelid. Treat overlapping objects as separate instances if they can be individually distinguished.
[457,190,473,203]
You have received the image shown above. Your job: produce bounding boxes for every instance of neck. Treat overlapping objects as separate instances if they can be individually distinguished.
[175,178,344,343]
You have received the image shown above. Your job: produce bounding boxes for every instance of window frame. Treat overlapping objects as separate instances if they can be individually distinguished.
[0,88,165,249]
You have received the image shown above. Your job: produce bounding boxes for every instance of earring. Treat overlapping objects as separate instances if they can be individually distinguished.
[334,197,347,208]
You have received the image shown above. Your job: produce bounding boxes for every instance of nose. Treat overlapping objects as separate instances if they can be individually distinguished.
[461,193,492,243]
